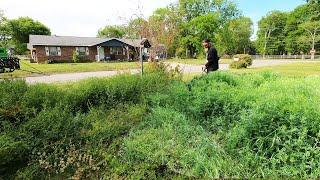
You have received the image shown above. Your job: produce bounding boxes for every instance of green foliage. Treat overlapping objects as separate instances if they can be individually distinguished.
[179,0,240,21]
[119,108,238,179]
[3,62,320,179]
[8,17,51,54]
[256,11,288,55]
[97,25,126,38]
[0,80,28,131]
[217,17,253,55]
[0,11,11,48]
[0,65,177,179]
[230,54,252,69]
[148,72,320,178]
[72,50,79,63]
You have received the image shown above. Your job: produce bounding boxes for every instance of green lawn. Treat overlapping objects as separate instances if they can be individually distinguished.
[231,62,320,77]
[0,60,140,78]
[182,62,320,81]
[167,58,233,65]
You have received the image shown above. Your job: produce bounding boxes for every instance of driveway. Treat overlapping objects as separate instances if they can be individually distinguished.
[24,60,303,84]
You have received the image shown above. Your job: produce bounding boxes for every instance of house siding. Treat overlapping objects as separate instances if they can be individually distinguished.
[34,46,97,63]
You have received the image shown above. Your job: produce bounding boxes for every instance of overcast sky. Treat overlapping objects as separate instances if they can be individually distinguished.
[1,0,176,37]
[1,0,305,38]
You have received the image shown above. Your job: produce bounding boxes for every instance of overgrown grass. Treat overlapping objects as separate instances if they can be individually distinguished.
[2,62,320,179]
[0,60,140,78]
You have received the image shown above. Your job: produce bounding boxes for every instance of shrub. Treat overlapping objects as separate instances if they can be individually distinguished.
[230,54,252,69]
[72,51,79,63]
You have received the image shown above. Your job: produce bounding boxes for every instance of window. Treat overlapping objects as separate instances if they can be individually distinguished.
[110,47,123,55]
[49,47,58,56]
[78,47,86,56]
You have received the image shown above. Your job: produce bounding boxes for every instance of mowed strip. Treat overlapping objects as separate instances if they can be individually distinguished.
[231,62,320,77]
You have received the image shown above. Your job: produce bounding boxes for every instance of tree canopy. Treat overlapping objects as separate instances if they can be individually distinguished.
[3,16,51,54]
[97,25,126,38]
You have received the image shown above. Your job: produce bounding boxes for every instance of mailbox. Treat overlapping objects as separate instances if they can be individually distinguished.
[140,38,152,48]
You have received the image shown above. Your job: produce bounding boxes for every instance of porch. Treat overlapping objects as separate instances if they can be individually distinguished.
[96,39,140,61]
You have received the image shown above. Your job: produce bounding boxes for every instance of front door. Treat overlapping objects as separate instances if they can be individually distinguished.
[99,47,105,60]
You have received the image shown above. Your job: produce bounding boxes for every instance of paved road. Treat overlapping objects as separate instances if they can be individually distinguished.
[24,60,303,84]
[25,69,139,84]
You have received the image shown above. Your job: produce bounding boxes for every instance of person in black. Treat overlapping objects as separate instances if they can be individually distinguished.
[203,39,219,73]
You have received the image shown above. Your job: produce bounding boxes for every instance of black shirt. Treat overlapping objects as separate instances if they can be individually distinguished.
[206,47,219,70]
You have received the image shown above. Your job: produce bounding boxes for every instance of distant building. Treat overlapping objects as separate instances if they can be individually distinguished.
[27,35,143,63]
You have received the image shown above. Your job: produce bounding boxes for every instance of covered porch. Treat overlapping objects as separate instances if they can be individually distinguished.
[96,39,140,61]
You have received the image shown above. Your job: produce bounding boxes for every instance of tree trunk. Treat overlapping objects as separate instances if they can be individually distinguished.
[311,34,316,60]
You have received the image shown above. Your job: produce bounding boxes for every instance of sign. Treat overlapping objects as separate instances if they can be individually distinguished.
[310,49,316,54]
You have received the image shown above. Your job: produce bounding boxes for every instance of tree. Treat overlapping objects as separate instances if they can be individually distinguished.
[216,17,253,55]
[299,21,320,59]
[178,0,241,58]
[256,11,288,57]
[125,18,149,39]
[306,0,320,3]
[0,10,11,48]
[148,5,182,56]
[179,0,240,22]
[180,13,220,57]
[9,17,51,54]
[97,25,126,38]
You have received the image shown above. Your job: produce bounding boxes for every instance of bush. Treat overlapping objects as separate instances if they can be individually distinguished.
[230,54,253,69]
[72,51,93,63]
[72,51,79,63]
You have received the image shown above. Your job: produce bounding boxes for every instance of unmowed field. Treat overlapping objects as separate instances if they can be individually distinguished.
[2,62,320,179]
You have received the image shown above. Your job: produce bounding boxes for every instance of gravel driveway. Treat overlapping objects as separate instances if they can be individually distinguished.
[24,60,303,84]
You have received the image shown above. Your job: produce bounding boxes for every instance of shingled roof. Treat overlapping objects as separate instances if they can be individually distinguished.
[28,35,142,49]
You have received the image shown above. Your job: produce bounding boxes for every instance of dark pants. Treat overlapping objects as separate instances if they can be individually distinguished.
[206,67,218,73]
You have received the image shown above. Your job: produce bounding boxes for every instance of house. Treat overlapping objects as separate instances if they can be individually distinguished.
[27,35,143,63]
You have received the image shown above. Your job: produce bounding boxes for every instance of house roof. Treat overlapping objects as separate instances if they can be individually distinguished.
[28,35,142,49]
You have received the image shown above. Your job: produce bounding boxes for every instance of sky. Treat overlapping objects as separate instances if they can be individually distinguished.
[0,0,306,38]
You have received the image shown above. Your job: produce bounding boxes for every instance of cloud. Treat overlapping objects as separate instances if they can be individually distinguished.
[0,0,177,37]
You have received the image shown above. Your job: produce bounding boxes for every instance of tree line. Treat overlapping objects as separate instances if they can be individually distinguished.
[0,0,319,57]
[256,0,320,56]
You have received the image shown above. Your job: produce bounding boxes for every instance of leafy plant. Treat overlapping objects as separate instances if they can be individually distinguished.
[230,54,253,69]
